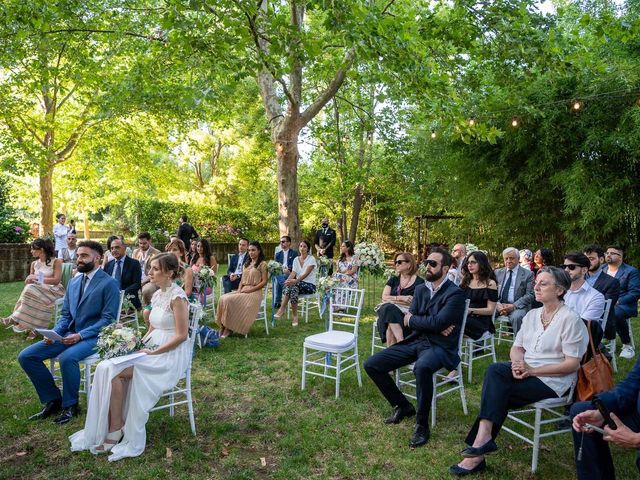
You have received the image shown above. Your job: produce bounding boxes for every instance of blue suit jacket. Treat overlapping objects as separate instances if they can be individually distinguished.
[227,253,248,277]
[275,249,299,270]
[599,355,640,416]
[405,279,467,370]
[54,268,120,340]
[604,263,640,317]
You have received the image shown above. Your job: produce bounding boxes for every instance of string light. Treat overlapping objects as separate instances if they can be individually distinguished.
[431,129,437,139]
[468,118,475,126]
[511,117,519,127]
[572,101,582,111]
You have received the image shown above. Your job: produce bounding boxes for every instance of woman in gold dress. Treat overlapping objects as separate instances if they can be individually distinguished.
[216,241,267,338]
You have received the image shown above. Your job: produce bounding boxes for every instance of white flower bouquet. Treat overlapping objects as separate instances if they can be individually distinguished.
[316,256,332,269]
[383,267,398,280]
[354,241,385,276]
[417,262,428,278]
[196,265,217,289]
[96,324,148,360]
[267,260,284,278]
[317,276,338,295]
[465,243,487,254]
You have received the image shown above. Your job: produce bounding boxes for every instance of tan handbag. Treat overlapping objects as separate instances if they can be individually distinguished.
[576,320,614,401]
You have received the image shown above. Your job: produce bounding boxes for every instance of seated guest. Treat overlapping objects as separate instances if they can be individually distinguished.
[165,239,194,299]
[190,238,218,300]
[460,251,498,340]
[450,267,588,476]
[133,232,160,306]
[3,238,65,339]
[495,247,534,336]
[376,252,425,346]
[273,235,298,309]
[17,241,120,424]
[333,240,360,288]
[448,243,467,285]
[519,249,535,271]
[603,245,640,359]
[364,248,466,448]
[563,252,606,348]
[101,235,119,269]
[222,238,249,294]
[187,239,198,265]
[70,253,191,461]
[571,355,640,479]
[533,248,554,276]
[58,232,78,267]
[274,240,316,326]
[583,244,620,346]
[216,241,267,338]
[104,238,142,310]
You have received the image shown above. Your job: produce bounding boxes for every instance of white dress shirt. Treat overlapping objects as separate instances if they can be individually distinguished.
[499,265,520,304]
[564,281,606,328]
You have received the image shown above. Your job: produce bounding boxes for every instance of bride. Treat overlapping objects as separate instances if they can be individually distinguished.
[70,253,191,461]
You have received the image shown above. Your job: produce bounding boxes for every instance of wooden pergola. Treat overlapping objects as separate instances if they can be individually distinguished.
[415,214,464,260]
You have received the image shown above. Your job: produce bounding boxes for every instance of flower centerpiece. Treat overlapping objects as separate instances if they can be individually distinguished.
[383,267,398,280]
[317,276,338,296]
[354,242,385,276]
[196,265,217,289]
[267,260,284,278]
[96,324,148,360]
[316,255,332,273]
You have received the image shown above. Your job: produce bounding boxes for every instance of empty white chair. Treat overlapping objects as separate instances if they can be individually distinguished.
[287,291,321,324]
[149,302,203,435]
[301,288,365,398]
[461,310,497,383]
[495,315,514,345]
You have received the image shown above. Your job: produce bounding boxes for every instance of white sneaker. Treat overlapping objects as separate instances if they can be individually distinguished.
[619,344,635,359]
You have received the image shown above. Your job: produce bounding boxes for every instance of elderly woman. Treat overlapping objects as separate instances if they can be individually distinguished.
[2,238,65,339]
[376,252,425,346]
[274,240,317,327]
[449,267,588,476]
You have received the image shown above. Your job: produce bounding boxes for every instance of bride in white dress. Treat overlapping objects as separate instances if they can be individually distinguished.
[70,253,191,461]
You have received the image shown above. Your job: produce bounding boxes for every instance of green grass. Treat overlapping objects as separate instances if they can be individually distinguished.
[0,276,638,479]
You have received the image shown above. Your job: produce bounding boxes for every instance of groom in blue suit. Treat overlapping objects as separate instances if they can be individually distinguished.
[18,240,120,424]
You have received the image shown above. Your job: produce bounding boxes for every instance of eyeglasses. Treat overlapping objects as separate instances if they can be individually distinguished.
[395,259,409,265]
[605,251,621,256]
[562,264,581,271]
[424,260,439,268]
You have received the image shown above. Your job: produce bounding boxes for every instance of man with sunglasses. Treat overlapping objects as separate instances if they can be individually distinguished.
[273,236,298,308]
[364,247,466,448]
[603,245,640,359]
[563,252,606,348]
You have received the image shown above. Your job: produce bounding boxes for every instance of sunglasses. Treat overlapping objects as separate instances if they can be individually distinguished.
[562,264,582,271]
[395,259,410,265]
[424,260,439,268]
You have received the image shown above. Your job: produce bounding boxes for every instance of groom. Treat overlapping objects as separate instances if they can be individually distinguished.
[18,240,120,424]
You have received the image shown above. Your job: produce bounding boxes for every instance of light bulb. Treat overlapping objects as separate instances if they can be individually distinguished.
[511,118,519,127]
[573,101,582,111]
[468,119,475,126]
[431,130,436,139]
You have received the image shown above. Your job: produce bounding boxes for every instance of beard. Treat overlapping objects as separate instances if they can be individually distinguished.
[425,269,443,282]
[77,261,95,273]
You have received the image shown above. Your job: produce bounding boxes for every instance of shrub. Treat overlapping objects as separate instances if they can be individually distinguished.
[0,208,30,243]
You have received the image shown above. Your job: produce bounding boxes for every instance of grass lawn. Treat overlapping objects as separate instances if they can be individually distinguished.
[0,274,638,479]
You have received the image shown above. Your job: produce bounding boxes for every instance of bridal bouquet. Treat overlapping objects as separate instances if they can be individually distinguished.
[354,242,385,276]
[96,324,148,360]
[267,260,284,278]
[196,265,217,289]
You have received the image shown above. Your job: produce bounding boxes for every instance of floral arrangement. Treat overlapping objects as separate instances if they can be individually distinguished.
[317,276,338,295]
[465,243,488,254]
[96,324,148,360]
[417,262,428,278]
[196,265,217,289]
[316,256,332,268]
[267,260,284,278]
[383,267,398,280]
[354,242,385,275]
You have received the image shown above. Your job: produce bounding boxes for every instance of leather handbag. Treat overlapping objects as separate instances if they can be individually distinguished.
[576,320,614,401]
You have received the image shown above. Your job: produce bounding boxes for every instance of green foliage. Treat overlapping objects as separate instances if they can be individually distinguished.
[0,176,30,244]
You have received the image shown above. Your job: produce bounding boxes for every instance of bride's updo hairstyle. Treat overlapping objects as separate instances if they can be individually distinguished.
[152,252,185,280]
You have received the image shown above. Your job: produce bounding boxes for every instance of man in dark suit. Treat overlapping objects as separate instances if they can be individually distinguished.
[222,238,249,294]
[583,244,620,343]
[314,217,337,259]
[494,247,534,335]
[18,241,120,424]
[104,237,142,309]
[273,235,299,308]
[364,247,466,448]
[176,214,198,251]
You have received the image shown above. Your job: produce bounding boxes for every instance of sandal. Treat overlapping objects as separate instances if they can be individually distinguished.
[1,316,14,327]
[26,330,38,341]
[96,429,123,453]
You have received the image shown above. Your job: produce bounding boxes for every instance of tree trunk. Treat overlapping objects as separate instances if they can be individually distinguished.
[83,209,90,240]
[39,165,54,236]
[349,183,363,243]
[276,129,301,243]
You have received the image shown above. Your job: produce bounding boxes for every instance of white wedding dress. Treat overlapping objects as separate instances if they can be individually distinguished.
[69,284,191,461]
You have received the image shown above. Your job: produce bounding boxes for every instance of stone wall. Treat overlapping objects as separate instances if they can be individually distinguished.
[0,243,32,283]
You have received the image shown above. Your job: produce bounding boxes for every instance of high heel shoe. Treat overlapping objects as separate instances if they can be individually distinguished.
[1,316,14,328]
[96,429,124,453]
[273,310,284,319]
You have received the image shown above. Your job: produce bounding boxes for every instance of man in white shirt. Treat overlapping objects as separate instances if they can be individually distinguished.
[448,243,467,285]
[273,236,299,308]
[53,213,69,254]
[563,252,606,347]
[494,247,534,335]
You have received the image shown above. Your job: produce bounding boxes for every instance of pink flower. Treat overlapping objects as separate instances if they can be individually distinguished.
[15,226,24,234]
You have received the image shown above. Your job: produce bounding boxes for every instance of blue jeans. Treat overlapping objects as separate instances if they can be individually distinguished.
[18,338,98,408]
[273,273,289,305]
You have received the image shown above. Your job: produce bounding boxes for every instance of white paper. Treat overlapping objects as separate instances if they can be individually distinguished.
[110,352,147,365]
[35,329,64,342]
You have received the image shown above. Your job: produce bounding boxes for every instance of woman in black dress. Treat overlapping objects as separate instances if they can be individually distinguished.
[376,252,425,346]
[460,251,498,340]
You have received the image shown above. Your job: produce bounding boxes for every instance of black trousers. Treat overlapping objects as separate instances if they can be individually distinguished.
[364,337,444,427]
[222,275,241,294]
[571,401,640,480]
[465,362,557,445]
[613,306,632,344]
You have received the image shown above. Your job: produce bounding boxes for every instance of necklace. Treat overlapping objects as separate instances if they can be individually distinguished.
[541,304,562,329]
[399,274,413,289]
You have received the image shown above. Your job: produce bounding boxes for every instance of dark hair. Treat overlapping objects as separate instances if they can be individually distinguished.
[583,244,604,258]
[56,213,65,220]
[31,238,56,265]
[339,240,355,262]
[180,214,188,222]
[138,232,151,241]
[429,246,453,268]
[192,238,214,267]
[535,248,554,266]
[606,244,624,254]
[539,266,571,300]
[77,240,104,257]
[460,251,496,289]
[245,241,265,268]
[151,252,185,280]
[281,235,292,243]
[394,252,417,276]
[106,235,119,252]
[299,239,311,251]
[166,238,187,263]
[564,252,590,268]
[239,237,249,245]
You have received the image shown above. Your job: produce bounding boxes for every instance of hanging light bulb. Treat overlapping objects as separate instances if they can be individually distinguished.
[511,117,519,127]
[572,101,582,111]
[431,129,437,139]
[468,118,475,126]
